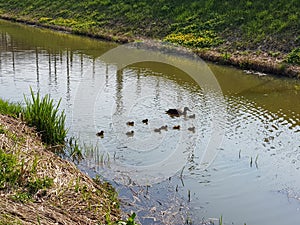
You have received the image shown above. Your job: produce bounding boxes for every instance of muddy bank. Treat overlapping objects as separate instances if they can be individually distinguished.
[197,49,300,79]
[0,114,121,224]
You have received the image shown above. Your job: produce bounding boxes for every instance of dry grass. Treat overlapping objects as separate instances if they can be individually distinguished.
[0,114,120,225]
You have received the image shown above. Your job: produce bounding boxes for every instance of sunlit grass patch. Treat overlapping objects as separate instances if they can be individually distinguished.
[164,31,223,48]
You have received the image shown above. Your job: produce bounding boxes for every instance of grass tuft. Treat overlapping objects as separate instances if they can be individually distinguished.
[23,88,67,145]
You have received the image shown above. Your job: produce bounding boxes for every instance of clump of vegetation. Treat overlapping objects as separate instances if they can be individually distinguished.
[285,47,300,65]
[0,99,22,118]
[23,88,67,145]
[64,137,84,162]
[164,31,222,48]
[116,213,138,225]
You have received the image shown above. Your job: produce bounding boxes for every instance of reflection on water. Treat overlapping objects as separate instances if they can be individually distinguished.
[1,19,300,225]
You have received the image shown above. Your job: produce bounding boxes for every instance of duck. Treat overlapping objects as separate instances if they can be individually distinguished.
[142,119,148,125]
[165,107,190,117]
[188,127,195,133]
[126,121,134,126]
[154,128,161,133]
[96,130,104,138]
[160,125,168,131]
[188,114,195,119]
[173,125,181,130]
[126,130,134,137]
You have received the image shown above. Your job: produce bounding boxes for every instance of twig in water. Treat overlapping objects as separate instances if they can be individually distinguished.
[255,154,259,168]
[180,166,185,187]
[180,166,185,179]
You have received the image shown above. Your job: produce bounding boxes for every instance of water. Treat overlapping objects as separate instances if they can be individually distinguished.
[1,19,300,225]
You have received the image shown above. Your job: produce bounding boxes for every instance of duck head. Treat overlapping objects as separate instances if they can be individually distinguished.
[184,107,191,112]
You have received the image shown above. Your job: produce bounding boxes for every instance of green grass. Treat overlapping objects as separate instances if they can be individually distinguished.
[64,137,84,162]
[23,88,67,145]
[0,149,20,190]
[0,99,22,118]
[0,214,22,225]
[285,47,300,65]
[0,148,53,202]
[0,89,82,165]
[219,215,223,225]
[0,0,299,52]
[0,88,67,146]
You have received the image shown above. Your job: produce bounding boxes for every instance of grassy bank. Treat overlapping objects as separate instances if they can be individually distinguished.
[0,114,121,224]
[0,94,138,224]
[0,0,299,77]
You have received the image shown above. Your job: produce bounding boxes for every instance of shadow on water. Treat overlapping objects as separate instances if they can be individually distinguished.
[1,19,300,225]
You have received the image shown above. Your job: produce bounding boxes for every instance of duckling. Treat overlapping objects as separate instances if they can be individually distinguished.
[96,130,104,138]
[126,121,134,126]
[188,114,195,119]
[173,125,181,130]
[154,128,161,133]
[126,130,134,137]
[188,127,195,133]
[142,119,148,125]
[166,107,190,117]
[160,125,168,131]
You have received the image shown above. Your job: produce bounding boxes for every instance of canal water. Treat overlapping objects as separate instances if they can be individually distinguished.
[1,19,300,225]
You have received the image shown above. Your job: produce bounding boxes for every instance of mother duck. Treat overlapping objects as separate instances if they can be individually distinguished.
[165,107,190,117]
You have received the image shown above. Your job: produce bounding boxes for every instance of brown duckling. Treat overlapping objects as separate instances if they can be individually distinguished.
[188,127,195,133]
[142,119,148,125]
[126,121,134,126]
[126,130,134,137]
[160,125,168,131]
[173,125,181,130]
[188,114,195,119]
[154,128,161,133]
[96,130,104,138]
